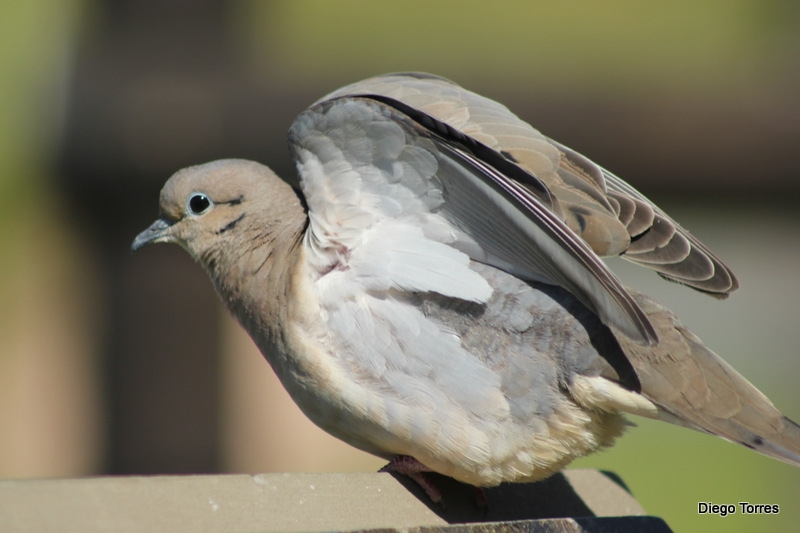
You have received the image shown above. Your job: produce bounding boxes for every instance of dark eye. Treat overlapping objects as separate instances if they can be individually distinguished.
[187,193,212,215]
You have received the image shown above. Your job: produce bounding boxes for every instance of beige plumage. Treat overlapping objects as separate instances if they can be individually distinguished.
[132,73,798,493]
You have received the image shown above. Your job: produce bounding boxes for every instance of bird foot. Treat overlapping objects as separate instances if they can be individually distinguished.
[473,486,488,508]
[379,455,443,505]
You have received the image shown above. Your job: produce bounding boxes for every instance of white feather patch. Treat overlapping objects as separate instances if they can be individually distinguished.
[293,104,492,304]
[570,375,659,419]
[351,222,491,302]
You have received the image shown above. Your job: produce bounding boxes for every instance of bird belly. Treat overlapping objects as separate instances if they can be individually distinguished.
[277,256,627,486]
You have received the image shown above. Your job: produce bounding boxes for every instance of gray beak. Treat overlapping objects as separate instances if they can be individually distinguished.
[131,218,173,252]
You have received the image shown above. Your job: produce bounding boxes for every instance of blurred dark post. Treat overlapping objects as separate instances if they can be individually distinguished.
[55,0,306,474]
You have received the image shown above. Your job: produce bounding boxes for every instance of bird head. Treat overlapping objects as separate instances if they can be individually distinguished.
[131,159,301,265]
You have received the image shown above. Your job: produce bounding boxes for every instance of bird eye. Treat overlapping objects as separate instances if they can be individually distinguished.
[187,193,212,215]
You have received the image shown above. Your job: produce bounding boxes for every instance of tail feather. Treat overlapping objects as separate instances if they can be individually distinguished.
[618,290,800,467]
[748,417,800,467]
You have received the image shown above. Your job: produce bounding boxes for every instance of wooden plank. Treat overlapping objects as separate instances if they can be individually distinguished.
[0,469,666,532]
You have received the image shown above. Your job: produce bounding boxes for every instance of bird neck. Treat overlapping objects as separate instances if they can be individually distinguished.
[204,201,308,360]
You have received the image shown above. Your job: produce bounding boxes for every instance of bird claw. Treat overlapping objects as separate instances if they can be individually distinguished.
[380,455,444,506]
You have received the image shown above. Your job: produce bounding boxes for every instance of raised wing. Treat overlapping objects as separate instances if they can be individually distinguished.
[322,72,738,297]
[598,166,739,295]
[290,92,657,344]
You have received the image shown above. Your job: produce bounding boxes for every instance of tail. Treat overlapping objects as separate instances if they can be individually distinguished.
[617,291,800,467]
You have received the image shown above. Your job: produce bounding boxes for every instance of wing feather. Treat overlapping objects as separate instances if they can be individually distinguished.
[324,73,737,297]
[291,95,657,344]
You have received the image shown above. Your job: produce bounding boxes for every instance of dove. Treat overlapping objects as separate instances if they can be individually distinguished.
[132,72,800,500]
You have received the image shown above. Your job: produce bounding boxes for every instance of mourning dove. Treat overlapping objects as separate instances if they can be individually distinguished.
[132,73,799,498]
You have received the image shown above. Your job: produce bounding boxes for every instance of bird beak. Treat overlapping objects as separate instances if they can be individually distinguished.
[131,218,174,252]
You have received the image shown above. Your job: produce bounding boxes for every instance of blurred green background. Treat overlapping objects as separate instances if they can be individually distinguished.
[1,1,799,531]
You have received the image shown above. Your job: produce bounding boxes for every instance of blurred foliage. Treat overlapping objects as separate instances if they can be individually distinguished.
[238,0,798,95]
[0,0,86,298]
[0,1,82,188]
[0,0,84,338]
[0,0,103,480]
[0,0,74,337]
